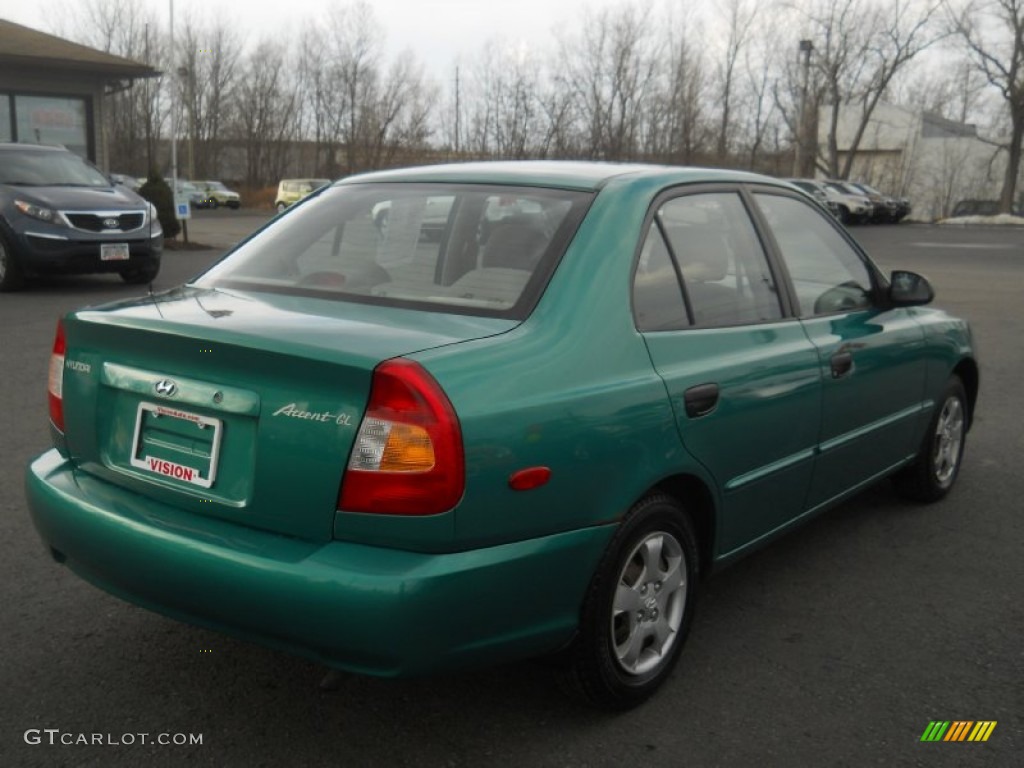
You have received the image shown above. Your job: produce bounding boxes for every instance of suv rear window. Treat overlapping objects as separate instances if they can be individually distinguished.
[198,183,593,318]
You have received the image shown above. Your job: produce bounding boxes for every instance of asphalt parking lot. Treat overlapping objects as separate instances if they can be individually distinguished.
[0,218,1020,767]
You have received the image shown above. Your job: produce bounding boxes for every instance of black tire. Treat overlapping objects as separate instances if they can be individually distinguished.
[0,232,26,292]
[837,206,851,225]
[558,493,699,710]
[276,202,287,213]
[119,260,161,285]
[228,201,240,210]
[895,376,968,502]
[209,198,219,209]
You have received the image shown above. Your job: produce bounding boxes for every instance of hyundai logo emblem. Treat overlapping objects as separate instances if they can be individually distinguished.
[103,217,120,229]
[154,379,178,397]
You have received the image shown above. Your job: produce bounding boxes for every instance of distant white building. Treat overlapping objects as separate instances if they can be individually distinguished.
[819,102,1012,220]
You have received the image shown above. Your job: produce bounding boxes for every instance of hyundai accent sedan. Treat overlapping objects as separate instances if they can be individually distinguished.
[26,162,977,709]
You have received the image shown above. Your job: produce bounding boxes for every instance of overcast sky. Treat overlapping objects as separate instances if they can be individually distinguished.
[2,0,666,80]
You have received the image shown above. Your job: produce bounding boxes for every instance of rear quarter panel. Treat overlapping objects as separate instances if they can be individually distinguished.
[408,176,717,549]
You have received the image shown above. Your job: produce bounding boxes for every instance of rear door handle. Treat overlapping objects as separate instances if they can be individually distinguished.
[683,383,720,418]
[831,351,854,378]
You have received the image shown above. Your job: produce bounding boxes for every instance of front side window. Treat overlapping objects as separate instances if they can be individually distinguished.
[657,193,783,327]
[754,193,875,316]
[198,183,592,319]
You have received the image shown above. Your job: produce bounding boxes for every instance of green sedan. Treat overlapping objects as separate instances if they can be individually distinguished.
[26,162,978,709]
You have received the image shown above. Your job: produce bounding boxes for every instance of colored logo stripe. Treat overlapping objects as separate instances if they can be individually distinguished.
[921,721,949,742]
[944,721,973,741]
[968,722,997,742]
[920,721,996,742]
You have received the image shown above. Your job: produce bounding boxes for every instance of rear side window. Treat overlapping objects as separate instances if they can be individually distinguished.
[658,193,783,327]
[199,183,592,319]
[633,226,688,331]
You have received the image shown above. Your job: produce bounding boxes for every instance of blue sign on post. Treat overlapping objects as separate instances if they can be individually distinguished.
[174,195,192,220]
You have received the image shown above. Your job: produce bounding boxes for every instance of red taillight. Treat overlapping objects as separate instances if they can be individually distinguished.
[339,359,465,515]
[48,319,66,432]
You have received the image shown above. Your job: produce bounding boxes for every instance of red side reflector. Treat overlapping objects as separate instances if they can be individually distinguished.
[508,467,551,492]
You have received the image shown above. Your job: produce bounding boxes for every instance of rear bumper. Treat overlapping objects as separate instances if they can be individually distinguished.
[25,450,611,676]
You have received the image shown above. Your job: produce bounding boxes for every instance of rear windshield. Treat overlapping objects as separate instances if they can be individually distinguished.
[197,183,593,319]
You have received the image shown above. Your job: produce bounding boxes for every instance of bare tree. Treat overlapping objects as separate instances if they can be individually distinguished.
[60,0,167,174]
[557,2,660,160]
[233,39,300,186]
[323,1,383,175]
[175,14,242,179]
[297,23,334,175]
[739,18,783,170]
[894,55,991,123]
[796,0,944,178]
[949,0,1024,211]
[646,10,708,164]
[461,42,545,158]
[367,50,436,167]
[715,0,759,162]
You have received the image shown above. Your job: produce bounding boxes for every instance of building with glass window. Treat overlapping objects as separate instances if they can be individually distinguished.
[0,19,159,171]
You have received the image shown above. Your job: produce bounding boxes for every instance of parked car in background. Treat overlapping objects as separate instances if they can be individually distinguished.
[820,180,876,224]
[196,180,241,209]
[788,178,871,224]
[27,162,978,710]
[842,181,905,223]
[275,178,331,212]
[0,143,162,290]
[165,179,204,208]
[785,178,842,220]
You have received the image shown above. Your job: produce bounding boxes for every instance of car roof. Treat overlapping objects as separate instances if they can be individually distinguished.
[340,161,783,192]
[0,142,67,152]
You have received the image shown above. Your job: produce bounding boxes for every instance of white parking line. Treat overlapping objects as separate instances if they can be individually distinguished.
[909,242,1017,249]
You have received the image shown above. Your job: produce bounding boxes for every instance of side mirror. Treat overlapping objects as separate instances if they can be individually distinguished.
[889,270,934,306]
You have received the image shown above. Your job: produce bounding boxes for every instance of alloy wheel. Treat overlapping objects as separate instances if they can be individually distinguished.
[610,530,687,676]
[933,396,964,487]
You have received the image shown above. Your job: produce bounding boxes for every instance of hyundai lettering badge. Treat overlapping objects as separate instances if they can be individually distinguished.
[103,217,119,229]
[154,379,178,397]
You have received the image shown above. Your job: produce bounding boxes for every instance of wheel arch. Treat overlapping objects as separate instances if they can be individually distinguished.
[650,474,717,578]
[953,357,979,430]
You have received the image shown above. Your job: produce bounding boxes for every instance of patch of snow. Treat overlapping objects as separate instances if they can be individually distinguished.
[938,214,1024,226]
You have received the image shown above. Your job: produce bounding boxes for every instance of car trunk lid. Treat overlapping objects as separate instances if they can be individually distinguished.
[57,286,515,542]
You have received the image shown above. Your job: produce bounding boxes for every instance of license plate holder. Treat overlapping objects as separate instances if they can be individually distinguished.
[100,243,130,261]
[130,402,222,488]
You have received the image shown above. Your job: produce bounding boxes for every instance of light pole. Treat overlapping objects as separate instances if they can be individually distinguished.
[794,39,814,178]
[169,0,188,241]
[170,0,177,193]
[177,65,195,182]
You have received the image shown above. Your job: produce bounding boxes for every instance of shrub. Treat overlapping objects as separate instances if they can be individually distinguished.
[138,169,180,240]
